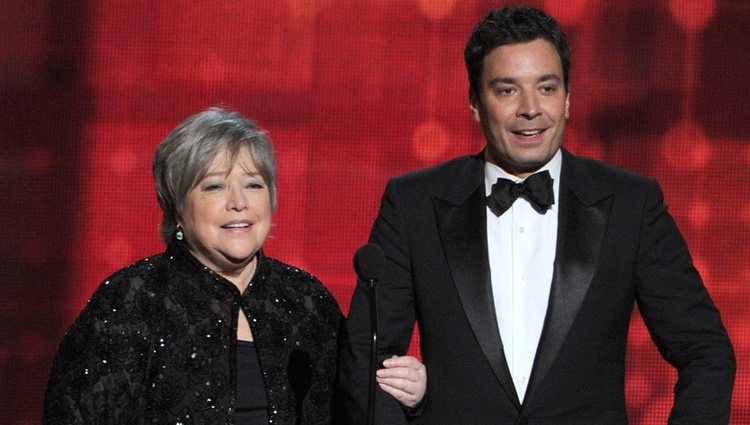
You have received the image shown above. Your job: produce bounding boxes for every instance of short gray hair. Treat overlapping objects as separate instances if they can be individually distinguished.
[152,107,277,243]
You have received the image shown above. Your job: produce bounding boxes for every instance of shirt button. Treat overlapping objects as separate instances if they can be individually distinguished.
[519,226,525,233]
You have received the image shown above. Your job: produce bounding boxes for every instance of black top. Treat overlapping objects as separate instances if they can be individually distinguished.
[43,240,343,425]
[236,340,269,425]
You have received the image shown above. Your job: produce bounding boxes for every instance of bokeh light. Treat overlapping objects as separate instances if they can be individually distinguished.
[411,120,451,164]
[416,0,457,21]
[686,200,710,230]
[661,119,712,171]
[668,0,717,31]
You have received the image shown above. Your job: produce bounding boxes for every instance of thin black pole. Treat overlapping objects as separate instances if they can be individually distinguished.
[367,278,378,425]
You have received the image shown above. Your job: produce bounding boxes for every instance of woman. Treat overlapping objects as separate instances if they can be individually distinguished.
[43,108,343,424]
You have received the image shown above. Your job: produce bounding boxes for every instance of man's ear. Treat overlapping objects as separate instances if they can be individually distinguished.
[469,89,481,122]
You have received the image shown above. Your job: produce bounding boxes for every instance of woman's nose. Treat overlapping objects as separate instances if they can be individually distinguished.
[226,186,247,211]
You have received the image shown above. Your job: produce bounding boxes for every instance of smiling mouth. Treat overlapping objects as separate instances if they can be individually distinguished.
[514,129,544,136]
[222,222,250,229]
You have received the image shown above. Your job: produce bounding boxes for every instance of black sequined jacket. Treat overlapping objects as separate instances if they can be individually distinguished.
[43,240,343,425]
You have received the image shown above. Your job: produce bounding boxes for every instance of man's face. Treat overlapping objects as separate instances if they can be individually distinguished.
[470,38,569,178]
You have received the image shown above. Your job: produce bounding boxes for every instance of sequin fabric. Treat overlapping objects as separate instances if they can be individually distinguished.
[43,240,343,425]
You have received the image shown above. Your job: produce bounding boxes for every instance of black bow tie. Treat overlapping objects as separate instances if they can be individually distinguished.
[487,170,554,216]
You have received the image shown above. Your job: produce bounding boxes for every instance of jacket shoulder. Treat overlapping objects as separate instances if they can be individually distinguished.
[392,154,480,185]
[384,154,484,205]
[564,151,658,198]
[258,257,342,319]
[85,254,171,309]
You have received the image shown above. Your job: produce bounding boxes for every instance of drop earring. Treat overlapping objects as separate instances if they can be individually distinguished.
[175,225,184,241]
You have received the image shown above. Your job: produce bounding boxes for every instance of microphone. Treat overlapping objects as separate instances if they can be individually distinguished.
[353,243,385,425]
[354,243,385,283]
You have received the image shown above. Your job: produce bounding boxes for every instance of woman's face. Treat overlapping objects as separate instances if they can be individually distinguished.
[179,146,272,283]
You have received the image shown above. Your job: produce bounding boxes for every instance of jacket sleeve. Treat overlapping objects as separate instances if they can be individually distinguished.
[634,180,735,424]
[300,283,345,425]
[339,179,418,425]
[43,277,150,425]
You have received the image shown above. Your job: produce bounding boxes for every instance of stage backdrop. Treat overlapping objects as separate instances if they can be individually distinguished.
[1,0,748,423]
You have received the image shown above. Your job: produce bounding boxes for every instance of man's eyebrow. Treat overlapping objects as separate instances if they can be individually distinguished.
[487,77,518,86]
[538,74,562,83]
[487,74,562,86]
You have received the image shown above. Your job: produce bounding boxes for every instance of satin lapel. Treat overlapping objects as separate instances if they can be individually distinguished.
[434,185,521,408]
[525,153,613,402]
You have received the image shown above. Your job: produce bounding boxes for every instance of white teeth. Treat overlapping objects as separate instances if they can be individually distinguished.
[224,223,249,228]
[519,130,540,136]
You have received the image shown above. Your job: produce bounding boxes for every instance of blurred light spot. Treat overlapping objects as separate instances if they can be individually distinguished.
[198,53,228,83]
[741,204,750,226]
[288,0,327,19]
[109,147,139,175]
[411,120,450,164]
[628,317,651,349]
[544,0,587,25]
[686,200,710,229]
[625,373,651,408]
[727,315,750,342]
[416,0,457,21]
[660,119,712,171]
[669,0,716,31]
[642,393,673,423]
[105,236,135,270]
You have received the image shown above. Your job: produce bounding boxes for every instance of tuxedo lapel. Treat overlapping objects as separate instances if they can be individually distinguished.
[433,156,521,408]
[525,150,613,402]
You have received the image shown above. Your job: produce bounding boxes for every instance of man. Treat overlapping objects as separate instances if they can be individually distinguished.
[339,6,735,424]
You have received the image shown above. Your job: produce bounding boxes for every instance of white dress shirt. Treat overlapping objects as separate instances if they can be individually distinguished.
[484,150,561,403]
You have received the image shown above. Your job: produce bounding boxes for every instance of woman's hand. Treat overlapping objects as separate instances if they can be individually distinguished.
[375,355,427,408]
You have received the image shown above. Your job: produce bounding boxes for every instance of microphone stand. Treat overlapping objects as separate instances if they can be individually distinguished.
[367,277,378,425]
[354,242,385,425]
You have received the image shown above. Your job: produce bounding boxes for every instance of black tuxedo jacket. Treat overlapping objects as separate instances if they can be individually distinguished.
[339,149,734,424]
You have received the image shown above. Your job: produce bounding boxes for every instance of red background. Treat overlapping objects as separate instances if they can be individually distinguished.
[1,0,748,423]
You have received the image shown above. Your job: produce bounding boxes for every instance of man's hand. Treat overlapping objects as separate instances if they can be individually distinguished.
[376,355,427,408]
